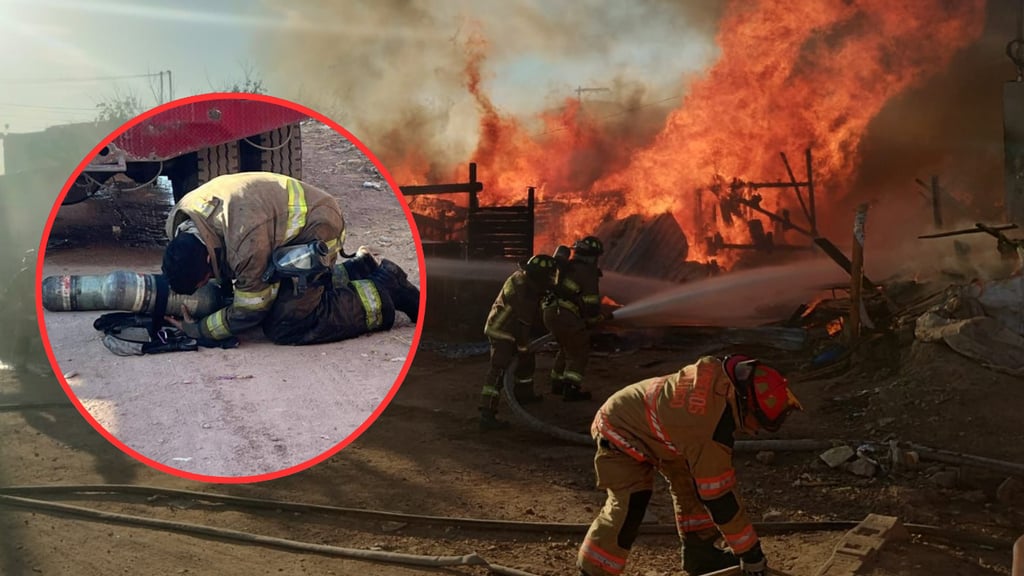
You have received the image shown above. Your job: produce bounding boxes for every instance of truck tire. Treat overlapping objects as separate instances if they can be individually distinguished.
[258,123,302,179]
[169,167,198,204]
[198,141,240,185]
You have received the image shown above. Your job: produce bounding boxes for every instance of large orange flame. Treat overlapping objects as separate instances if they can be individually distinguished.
[400,0,987,269]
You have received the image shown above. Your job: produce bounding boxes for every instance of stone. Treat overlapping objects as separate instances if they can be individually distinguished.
[996,477,1023,505]
[762,509,786,522]
[928,469,959,489]
[847,458,877,478]
[756,451,776,465]
[961,490,987,504]
[820,446,856,468]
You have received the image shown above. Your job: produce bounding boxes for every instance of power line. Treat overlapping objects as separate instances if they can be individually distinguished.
[0,73,160,85]
[0,102,98,112]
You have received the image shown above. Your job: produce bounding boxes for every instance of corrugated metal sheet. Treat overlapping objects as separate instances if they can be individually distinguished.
[595,212,693,282]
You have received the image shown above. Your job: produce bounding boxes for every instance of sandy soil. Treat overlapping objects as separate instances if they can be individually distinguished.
[37,120,421,479]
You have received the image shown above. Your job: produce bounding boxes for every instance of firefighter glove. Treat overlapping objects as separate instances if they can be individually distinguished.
[166,304,202,340]
[739,543,767,576]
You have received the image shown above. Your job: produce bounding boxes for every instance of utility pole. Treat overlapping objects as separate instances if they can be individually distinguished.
[575,86,610,103]
[166,70,173,101]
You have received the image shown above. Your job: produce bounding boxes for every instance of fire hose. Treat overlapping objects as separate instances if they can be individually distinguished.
[501,333,834,452]
[0,493,540,576]
[0,485,1016,545]
[501,335,1024,477]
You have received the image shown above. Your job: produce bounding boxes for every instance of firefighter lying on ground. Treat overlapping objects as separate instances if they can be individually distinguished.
[577,354,803,576]
[161,172,420,345]
[543,235,608,401]
[479,254,558,431]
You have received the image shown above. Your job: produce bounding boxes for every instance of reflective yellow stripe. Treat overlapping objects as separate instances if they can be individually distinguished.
[562,278,579,292]
[482,385,501,397]
[484,327,515,342]
[284,179,308,242]
[352,279,383,330]
[203,309,232,340]
[492,306,513,327]
[557,299,580,315]
[233,285,278,311]
[564,370,583,383]
[331,262,350,290]
[581,294,600,304]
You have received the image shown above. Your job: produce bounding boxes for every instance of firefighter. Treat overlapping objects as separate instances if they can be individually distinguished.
[160,172,419,346]
[479,254,558,431]
[543,235,606,401]
[577,354,803,576]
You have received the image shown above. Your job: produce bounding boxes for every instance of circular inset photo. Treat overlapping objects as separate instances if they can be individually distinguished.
[38,93,425,482]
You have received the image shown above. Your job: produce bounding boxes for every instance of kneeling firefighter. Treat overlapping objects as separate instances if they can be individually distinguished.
[161,172,420,345]
[577,355,803,576]
[479,254,558,431]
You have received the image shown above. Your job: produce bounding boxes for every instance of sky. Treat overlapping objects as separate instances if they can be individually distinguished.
[0,0,265,133]
[0,0,721,133]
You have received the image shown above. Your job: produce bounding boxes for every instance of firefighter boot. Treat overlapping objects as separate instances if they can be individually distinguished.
[550,371,566,395]
[562,380,593,402]
[344,246,379,280]
[514,378,544,405]
[378,259,420,322]
[681,534,740,575]
[479,408,511,431]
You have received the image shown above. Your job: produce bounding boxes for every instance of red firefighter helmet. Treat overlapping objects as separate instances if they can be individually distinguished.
[723,354,802,433]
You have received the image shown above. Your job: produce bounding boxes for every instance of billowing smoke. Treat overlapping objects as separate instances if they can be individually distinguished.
[256,0,727,179]
[255,1,1015,278]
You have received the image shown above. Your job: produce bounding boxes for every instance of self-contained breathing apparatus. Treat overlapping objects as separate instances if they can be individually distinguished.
[261,240,332,296]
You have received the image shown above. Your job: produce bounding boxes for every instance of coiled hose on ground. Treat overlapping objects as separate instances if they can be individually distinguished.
[501,335,1024,477]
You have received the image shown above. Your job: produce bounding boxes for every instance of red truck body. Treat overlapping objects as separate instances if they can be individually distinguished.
[65,97,309,204]
[107,100,308,162]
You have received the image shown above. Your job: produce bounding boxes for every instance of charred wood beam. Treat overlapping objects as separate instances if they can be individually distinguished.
[780,151,812,227]
[813,237,878,291]
[917,223,1018,239]
[731,195,813,237]
[806,149,817,235]
[399,182,484,196]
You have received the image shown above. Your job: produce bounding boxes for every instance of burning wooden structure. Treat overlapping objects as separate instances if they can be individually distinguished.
[402,162,534,262]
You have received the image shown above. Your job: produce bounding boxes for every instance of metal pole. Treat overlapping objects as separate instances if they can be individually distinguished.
[468,162,479,211]
[931,175,943,229]
[167,70,174,101]
[780,151,812,226]
[806,149,817,236]
[849,204,868,341]
[158,71,164,104]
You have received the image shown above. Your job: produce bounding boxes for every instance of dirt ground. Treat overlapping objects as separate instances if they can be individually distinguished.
[0,331,1020,575]
[36,120,420,479]
[0,120,1019,576]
